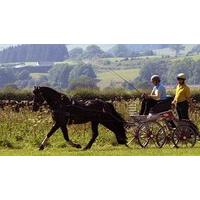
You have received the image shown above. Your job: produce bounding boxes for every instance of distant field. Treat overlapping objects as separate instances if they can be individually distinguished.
[97,68,140,88]
[30,73,48,80]
[153,44,196,56]
[55,59,79,65]
[168,54,200,62]
[187,54,200,61]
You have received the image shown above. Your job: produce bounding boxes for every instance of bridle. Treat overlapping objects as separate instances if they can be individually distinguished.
[33,90,46,109]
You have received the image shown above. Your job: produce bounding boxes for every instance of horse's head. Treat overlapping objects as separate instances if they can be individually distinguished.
[32,86,45,112]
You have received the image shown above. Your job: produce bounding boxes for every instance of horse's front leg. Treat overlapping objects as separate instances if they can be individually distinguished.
[60,125,82,149]
[39,123,59,150]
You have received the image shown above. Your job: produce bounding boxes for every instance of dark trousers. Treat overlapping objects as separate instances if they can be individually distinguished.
[139,98,158,115]
[176,100,189,120]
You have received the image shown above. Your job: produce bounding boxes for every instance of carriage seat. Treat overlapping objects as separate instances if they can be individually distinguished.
[149,96,173,114]
[147,110,175,121]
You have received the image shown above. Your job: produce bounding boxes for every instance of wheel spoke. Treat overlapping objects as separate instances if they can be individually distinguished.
[172,125,196,148]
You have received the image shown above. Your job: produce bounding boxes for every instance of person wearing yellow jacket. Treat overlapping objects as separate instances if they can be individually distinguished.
[172,73,191,120]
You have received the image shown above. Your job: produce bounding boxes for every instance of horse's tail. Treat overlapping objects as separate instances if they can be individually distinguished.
[104,102,126,124]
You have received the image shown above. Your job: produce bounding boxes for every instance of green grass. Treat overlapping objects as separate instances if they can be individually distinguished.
[97,68,140,88]
[0,100,200,156]
[1,146,200,156]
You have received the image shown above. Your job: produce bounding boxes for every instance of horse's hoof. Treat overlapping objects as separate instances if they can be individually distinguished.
[39,145,44,151]
[75,144,82,149]
[82,146,92,151]
[125,144,132,149]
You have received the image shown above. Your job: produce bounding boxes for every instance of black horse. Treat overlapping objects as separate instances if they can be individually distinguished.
[32,86,128,150]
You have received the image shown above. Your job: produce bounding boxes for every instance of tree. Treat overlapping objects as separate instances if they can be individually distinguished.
[143,50,154,56]
[0,68,16,88]
[68,63,96,82]
[0,44,69,63]
[48,63,73,88]
[166,58,193,84]
[135,57,198,87]
[189,60,200,85]
[136,60,169,85]
[191,45,200,54]
[17,70,31,80]
[109,44,131,57]
[169,44,185,56]
[68,76,98,90]
[69,47,83,59]
[68,63,97,89]
[83,45,105,58]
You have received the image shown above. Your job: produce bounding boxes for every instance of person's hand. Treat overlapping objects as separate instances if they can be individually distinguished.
[141,93,146,99]
[171,100,176,105]
[171,103,175,110]
[171,100,176,110]
[141,93,148,99]
[145,94,150,99]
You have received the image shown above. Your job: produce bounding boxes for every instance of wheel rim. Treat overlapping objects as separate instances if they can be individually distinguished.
[126,124,138,147]
[156,127,166,148]
[137,122,163,148]
[172,126,196,148]
[137,127,150,147]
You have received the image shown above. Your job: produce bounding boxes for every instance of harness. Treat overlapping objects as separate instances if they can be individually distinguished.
[35,90,126,124]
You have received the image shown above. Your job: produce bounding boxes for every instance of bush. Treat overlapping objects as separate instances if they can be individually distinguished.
[1,87,200,102]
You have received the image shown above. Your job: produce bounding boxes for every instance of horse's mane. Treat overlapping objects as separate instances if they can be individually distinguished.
[39,86,71,104]
[40,87,70,99]
[39,86,62,95]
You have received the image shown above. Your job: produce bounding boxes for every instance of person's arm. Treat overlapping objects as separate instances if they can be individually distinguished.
[172,86,178,105]
[172,98,177,105]
[149,89,160,100]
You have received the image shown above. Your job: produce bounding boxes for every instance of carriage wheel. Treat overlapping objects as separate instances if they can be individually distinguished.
[172,125,197,148]
[126,122,139,147]
[155,127,167,148]
[136,121,164,148]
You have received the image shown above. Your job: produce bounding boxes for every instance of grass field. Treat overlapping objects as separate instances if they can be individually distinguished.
[0,99,200,156]
[97,68,140,88]
[2,146,200,156]
[30,73,48,80]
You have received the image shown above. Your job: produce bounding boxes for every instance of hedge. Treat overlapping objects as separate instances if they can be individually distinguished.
[0,87,200,102]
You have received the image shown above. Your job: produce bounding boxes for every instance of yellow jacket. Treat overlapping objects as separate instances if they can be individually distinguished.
[174,84,191,103]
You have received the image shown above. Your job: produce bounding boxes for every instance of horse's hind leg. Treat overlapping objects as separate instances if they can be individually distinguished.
[83,122,99,150]
[60,125,82,149]
[39,123,59,150]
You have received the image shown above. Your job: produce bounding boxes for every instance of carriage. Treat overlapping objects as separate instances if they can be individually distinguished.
[32,86,200,150]
[126,102,199,148]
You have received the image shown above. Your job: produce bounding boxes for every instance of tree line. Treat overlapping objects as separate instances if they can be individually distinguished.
[1,44,200,63]
[0,62,97,90]
[0,44,68,63]
[132,57,200,89]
